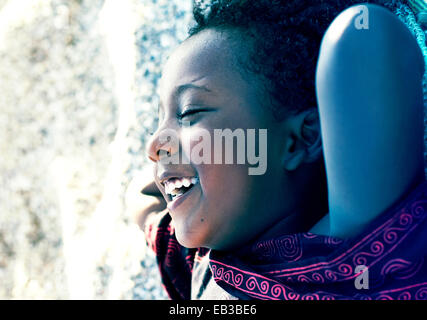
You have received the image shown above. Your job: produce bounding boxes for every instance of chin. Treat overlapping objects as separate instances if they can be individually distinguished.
[174,225,207,249]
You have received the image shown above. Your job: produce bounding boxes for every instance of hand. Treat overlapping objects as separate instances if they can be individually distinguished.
[125,165,166,230]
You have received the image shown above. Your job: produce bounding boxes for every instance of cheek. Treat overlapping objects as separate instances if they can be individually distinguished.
[198,163,254,225]
[181,127,199,149]
[198,165,281,249]
[181,127,217,166]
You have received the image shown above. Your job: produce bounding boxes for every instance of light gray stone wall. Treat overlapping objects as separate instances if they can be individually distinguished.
[0,0,192,299]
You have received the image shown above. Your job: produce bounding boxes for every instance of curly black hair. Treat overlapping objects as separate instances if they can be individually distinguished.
[188,0,400,120]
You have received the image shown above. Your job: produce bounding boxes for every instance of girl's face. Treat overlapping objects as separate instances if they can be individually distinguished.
[147,29,302,250]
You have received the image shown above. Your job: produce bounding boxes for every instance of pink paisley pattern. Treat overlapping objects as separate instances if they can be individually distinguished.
[277,235,303,261]
[252,234,303,262]
[252,240,277,260]
[415,286,427,299]
[165,239,182,268]
[324,236,344,246]
[209,181,427,300]
[397,291,412,300]
[381,258,424,280]
[147,181,427,300]
[352,241,385,266]
[302,233,318,239]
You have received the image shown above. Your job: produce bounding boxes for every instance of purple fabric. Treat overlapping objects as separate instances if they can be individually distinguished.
[146,180,427,300]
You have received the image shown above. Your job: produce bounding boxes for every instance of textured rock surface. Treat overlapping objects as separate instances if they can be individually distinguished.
[0,0,191,299]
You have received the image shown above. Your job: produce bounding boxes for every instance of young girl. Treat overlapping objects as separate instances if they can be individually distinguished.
[138,0,427,299]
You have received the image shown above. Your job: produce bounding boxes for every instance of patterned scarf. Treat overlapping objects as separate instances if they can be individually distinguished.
[209,181,427,300]
[146,180,427,300]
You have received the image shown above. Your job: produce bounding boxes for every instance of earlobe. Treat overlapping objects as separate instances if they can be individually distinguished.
[283,147,306,171]
[282,129,307,172]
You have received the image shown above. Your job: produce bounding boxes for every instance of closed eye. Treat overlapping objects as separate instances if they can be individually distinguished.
[177,108,212,120]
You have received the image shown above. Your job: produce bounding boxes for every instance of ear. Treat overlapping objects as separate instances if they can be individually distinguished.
[283,108,322,171]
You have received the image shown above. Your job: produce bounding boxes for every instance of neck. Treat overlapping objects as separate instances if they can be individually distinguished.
[257,205,327,242]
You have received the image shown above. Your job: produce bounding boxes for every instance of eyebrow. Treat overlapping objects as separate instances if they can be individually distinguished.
[158,83,212,113]
[174,83,212,98]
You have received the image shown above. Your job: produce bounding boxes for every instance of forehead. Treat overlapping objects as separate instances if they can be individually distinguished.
[159,29,247,97]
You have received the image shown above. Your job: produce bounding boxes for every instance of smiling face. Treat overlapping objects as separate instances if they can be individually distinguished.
[147,28,321,250]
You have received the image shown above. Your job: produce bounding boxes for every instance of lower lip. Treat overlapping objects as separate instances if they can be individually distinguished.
[167,183,199,212]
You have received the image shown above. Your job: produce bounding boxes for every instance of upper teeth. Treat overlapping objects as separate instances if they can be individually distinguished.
[164,177,198,195]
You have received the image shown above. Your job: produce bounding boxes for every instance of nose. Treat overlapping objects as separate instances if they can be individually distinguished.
[146,127,180,163]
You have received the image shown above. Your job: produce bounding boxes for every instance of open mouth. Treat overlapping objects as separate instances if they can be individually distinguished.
[164,177,199,202]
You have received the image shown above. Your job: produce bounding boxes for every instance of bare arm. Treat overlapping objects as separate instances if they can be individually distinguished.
[315,4,425,238]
